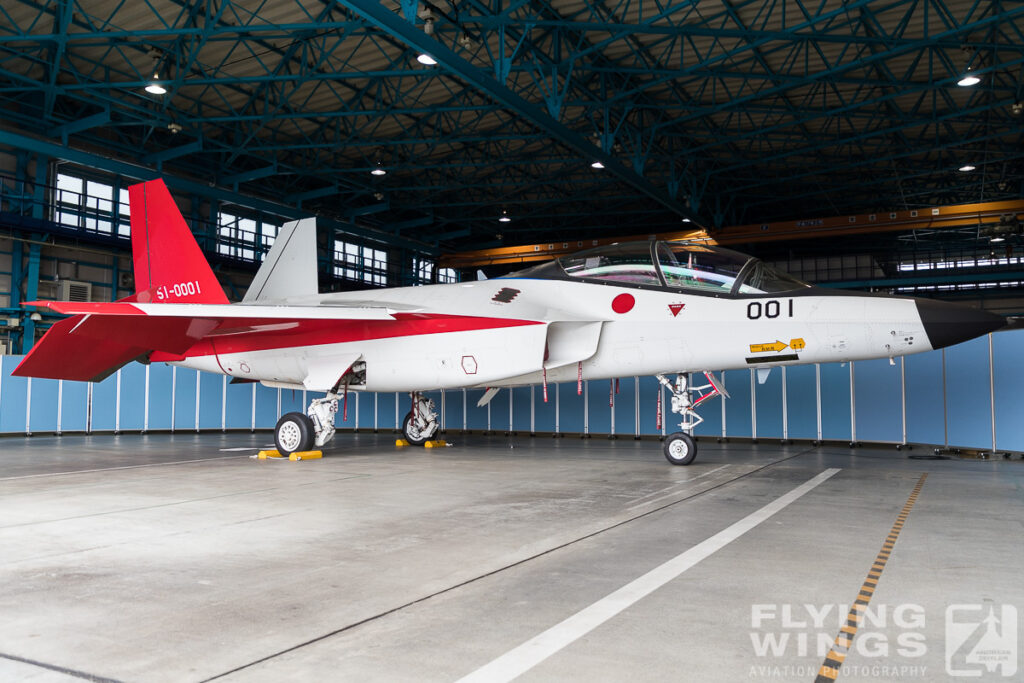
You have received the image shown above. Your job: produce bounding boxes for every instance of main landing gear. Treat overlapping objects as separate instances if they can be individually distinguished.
[402,392,439,446]
[275,395,340,455]
[656,372,727,466]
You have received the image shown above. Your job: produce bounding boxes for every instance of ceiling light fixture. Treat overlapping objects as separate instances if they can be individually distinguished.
[417,53,437,66]
[959,164,976,172]
[990,236,1006,243]
[957,70,980,87]
[371,163,386,176]
[682,218,691,223]
[591,161,604,169]
[145,73,167,95]
[498,210,511,223]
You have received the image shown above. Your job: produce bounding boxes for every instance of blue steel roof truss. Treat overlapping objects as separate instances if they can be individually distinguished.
[0,0,1021,254]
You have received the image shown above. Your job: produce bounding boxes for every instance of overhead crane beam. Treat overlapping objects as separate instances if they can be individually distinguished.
[336,0,700,225]
[439,200,1024,269]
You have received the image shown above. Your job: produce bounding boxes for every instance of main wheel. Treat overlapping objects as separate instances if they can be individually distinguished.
[663,432,697,466]
[275,412,315,455]
[402,411,437,446]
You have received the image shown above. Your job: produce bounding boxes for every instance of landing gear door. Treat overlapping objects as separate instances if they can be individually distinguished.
[544,321,603,369]
[302,353,362,392]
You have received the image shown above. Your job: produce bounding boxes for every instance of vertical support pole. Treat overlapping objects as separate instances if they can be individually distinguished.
[781,366,788,442]
[194,371,201,432]
[394,391,399,431]
[900,356,907,447]
[609,379,615,437]
[115,369,121,433]
[582,380,588,436]
[508,386,513,434]
[374,391,379,431]
[749,369,757,440]
[462,388,467,432]
[989,333,997,453]
[56,379,63,435]
[86,381,93,434]
[170,366,177,433]
[144,364,150,432]
[439,389,444,433]
[25,376,32,435]
[221,374,227,431]
[355,391,360,430]
[634,376,640,439]
[276,387,282,421]
[849,361,856,444]
[721,372,727,440]
[815,364,822,443]
[660,383,666,436]
[251,383,256,432]
[530,385,535,435]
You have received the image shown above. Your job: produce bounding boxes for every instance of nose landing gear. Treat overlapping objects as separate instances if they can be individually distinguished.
[656,372,727,466]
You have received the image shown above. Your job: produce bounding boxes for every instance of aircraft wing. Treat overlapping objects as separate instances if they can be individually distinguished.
[27,301,396,320]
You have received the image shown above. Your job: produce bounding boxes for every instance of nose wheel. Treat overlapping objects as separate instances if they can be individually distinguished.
[664,432,696,466]
[275,412,315,455]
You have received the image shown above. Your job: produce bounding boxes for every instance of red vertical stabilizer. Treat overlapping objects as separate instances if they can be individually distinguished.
[129,179,228,304]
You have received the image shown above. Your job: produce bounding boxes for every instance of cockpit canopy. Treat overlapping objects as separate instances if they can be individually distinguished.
[509,240,810,296]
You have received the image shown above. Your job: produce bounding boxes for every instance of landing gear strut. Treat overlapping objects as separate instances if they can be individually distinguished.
[403,392,439,446]
[274,394,340,455]
[656,372,727,466]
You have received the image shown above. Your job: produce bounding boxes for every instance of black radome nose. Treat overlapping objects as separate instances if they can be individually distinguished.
[915,298,1006,350]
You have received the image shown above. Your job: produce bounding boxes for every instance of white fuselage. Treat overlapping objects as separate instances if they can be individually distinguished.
[171,278,928,393]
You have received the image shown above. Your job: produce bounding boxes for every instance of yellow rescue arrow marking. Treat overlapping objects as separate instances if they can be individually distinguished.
[749,340,789,353]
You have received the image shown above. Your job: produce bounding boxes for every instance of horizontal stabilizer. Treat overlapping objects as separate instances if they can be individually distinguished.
[27,301,396,321]
[13,316,147,382]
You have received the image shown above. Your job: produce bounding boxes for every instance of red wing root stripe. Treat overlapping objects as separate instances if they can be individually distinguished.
[813,474,928,682]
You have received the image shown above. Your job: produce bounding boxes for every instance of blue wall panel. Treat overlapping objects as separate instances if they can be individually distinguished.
[534,384,557,433]
[612,378,638,437]
[147,363,173,430]
[723,369,753,438]
[512,386,533,433]
[560,382,586,434]
[224,381,252,429]
[118,364,146,432]
[91,374,117,431]
[29,377,58,433]
[754,368,784,439]
[854,359,903,444]
[377,391,397,431]
[944,336,992,449]
[0,357,28,433]
[587,380,611,435]
[904,350,945,446]
[489,387,510,433]
[198,373,224,430]
[60,379,88,432]
[173,368,198,431]
[785,365,818,440]
[994,330,1024,452]
[441,389,461,431]
[638,375,663,435]
[819,363,852,441]
[254,384,279,430]
[355,389,375,429]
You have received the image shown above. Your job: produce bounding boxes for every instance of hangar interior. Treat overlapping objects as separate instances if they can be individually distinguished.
[1,2,1023,682]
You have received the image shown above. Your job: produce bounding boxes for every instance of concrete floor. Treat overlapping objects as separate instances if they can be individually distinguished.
[0,432,1020,682]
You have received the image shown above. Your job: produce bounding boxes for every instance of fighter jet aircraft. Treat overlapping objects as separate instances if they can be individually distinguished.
[15,180,1007,464]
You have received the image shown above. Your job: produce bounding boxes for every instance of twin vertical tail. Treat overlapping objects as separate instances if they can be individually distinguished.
[13,179,224,381]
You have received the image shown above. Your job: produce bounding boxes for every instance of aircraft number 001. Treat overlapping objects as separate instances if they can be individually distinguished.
[747,299,793,320]
[156,280,203,300]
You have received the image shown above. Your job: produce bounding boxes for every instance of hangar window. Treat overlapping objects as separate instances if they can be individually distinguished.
[217,212,257,261]
[334,240,388,286]
[414,257,458,284]
[54,171,130,237]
